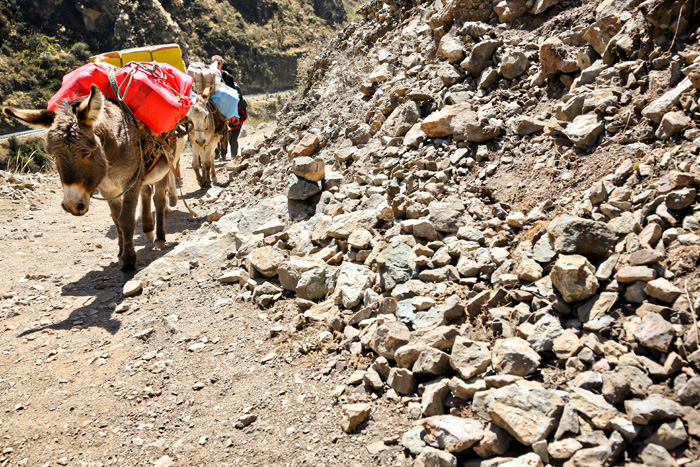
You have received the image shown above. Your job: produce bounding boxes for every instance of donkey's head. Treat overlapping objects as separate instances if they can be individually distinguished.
[3,85,108,216]
[188,86,213,148]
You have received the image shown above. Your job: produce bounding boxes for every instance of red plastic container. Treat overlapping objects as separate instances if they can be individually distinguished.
[48,61,193,134]
[107,62,193,134]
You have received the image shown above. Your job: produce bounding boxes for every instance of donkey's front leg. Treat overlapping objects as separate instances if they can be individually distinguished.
[153,176,169,250]
[192,152,204,187]
[203,144,217,186]
[107,199,124,258]
[117,183,142,270]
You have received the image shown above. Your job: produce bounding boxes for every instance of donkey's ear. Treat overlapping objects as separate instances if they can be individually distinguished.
[77,84,104,126]
[202,86,212,99]
[3,107,55,129]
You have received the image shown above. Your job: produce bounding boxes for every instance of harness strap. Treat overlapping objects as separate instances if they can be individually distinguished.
[92,166,141,201]
[147,124,197,218]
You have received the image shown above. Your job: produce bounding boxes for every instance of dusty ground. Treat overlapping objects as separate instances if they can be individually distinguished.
[0,126,412,467]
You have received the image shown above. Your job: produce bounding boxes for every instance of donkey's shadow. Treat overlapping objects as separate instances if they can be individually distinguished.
[17,210,206,337]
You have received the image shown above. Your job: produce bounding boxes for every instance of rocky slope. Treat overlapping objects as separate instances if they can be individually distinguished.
[138,0,700,464]
[7,0,700,465]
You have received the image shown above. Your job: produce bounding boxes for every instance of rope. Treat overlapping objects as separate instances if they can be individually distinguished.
[92,166,141,201]
[105,69,197,217]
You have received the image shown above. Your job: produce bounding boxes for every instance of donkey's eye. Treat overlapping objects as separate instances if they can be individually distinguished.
[81,153,91,160]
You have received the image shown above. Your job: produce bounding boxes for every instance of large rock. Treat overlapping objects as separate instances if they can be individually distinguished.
[642,77,694,123]
[494,0,529,22]
[370,321,411,360]
[289,132,320,158]
[454,110,502,142]
[292,156,325,182]
[341,403,371,432]
[421,105,501,142]
[487,385,566,445]
[548,215,617,256]
[327,210,380,239]
[450,337,492,380]
[422,416,484,453]
[526,314,565,352]
[287,174,321,200]
[582,16,622,54]
[377,241,419,291]
[335,262,374,308]
[422,103,471,138]
[499,50,529,79]
[461,40,502,76]
[428,202,465,233]
[492,337,541,376]
[278,257,326,291]
[625,395,683,425]
[540,37,580,77]
[569,387,618,420]
[655,111,691,140]
[577,292,617,329]
[382,101,422,137]
[473,422,512,458]
[248,247,285,277]
[633,312,675,353]
[438,34,467,64]
[563,114,605,150]
[550,255,600,303]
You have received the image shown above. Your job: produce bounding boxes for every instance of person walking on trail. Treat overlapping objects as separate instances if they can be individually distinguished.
[211,55,248,161]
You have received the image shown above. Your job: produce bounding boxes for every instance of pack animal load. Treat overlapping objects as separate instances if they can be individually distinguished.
[90,43,187,73]
[48,61,193,135]
[209,83,240,119]
[186,62,222,94]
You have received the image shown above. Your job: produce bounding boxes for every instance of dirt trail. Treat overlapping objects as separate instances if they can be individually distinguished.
[0,126,409,467]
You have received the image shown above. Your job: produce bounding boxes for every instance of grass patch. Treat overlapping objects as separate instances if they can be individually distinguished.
[0,136,52,173]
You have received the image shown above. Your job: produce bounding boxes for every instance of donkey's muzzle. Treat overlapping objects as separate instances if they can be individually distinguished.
[62,184,90,216]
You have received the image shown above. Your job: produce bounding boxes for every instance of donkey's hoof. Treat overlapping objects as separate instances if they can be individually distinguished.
[144,230,155,241]
[119,256,137,271]
[154,239,166,250]
[169,195,177,208]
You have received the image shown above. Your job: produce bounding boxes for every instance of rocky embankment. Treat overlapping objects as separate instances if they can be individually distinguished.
[124,0,700,465]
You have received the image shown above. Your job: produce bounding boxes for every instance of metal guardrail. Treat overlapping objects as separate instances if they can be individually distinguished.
[0,129,47,142]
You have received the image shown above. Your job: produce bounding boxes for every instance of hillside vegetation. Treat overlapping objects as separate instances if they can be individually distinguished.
[0,0,360,133]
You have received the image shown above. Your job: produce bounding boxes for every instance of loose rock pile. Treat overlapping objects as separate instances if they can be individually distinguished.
[129,0,700,465]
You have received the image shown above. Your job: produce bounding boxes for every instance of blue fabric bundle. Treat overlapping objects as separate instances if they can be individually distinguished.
[209,83,240,119]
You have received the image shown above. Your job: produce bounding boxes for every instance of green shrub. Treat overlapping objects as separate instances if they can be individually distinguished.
[3,136,52,173]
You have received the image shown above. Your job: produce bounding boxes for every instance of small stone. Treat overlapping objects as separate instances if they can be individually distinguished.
[548,438,583,459]
[550,255,600,303]
[341,403,371,432]
[387,368,415,395]
[633,312,675,353]
[644,278,682,303]
[473,422,512,458]
[615,266,657,283]
[123,280,143,297]
[234,414,257,429]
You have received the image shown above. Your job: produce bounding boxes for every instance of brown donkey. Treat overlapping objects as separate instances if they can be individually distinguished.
[3,84,175,270]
